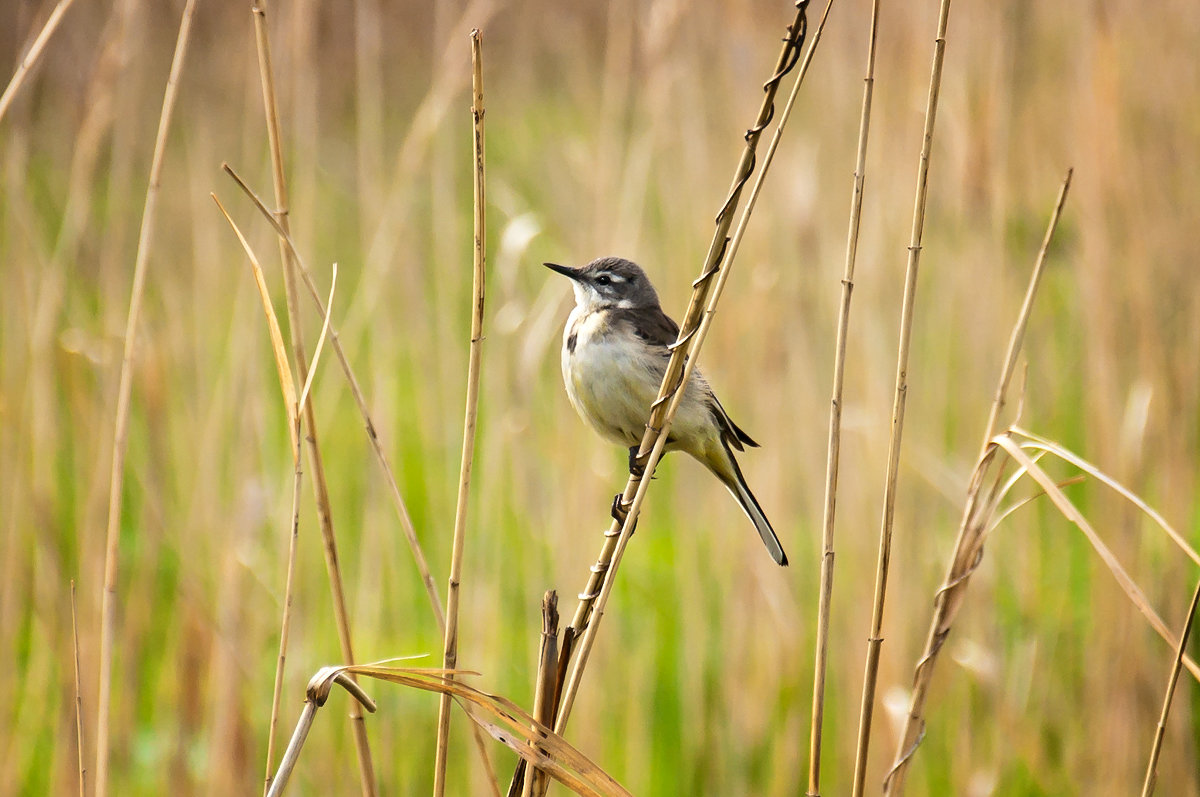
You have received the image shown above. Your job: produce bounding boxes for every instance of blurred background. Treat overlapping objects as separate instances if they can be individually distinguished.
[3,0,1199,794]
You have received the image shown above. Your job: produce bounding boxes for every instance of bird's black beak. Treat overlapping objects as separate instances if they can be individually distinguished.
[544,262,581,280]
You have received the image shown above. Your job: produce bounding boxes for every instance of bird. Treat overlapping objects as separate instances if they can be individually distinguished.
[545,255,788,566]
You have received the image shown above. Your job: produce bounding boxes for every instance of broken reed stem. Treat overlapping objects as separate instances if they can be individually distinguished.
[95,2,197,794]
[850,1,952,793]
[1142,576,1200,797]
[222,163,447,626]
[268,673,378,797]
[883,171,1073,795]
[549,3,813,741]
[71,581,85,797]
[266,701,319,797]
[433,29,488,797]
[525,592,560,797]
[808,2,879,794]
[264,420,303,797]
[249,2,376,792]
[276,664,629,797]
[0,0,79,126]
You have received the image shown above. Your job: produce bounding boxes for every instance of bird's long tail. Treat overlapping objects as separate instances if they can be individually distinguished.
[711,443,788,566]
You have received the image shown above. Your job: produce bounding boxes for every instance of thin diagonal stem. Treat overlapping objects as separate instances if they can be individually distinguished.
[552,0,820,740]
[884,172,1074,795]
[1142,576,1200,797]
[0,0,80,126]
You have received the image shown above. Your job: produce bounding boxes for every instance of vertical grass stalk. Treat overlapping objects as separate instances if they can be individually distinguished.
[807,1,880,793]
[95,2,197,793]
[851,2,953,793]
[249,2,376,791]
[432,29,488,797]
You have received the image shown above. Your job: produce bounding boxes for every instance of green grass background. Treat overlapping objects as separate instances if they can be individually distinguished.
[2,0,1199,794]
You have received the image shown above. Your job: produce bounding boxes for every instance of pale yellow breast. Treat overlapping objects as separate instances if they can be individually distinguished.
[561,308,660,447]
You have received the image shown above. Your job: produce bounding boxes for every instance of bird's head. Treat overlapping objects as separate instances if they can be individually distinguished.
[544,256,661,311]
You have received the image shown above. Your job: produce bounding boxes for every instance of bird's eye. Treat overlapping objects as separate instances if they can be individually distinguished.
[595,274,611,286]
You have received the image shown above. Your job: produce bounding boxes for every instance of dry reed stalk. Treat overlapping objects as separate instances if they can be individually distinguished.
[267,672,379,797]
[522,592,560,797]
[882,171,1072,794]
[271,664,630,797]
[249,2,376,791]
[549,3,813,740]
[222,163,448,625]
[71,581,85,797]
[850,1,953,793]
[1142,576,1200,796]
[95,3,197,793]
[432,29,490,797]
[807,2,880,793]
[0,0,79,126]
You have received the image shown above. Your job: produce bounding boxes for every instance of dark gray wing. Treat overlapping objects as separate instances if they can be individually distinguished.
[609,306,679,350]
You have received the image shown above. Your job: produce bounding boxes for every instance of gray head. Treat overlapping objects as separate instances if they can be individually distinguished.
[544,256,661,311]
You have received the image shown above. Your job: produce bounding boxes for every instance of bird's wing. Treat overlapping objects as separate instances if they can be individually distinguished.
[610,306,679,350]
[612,306,759,451]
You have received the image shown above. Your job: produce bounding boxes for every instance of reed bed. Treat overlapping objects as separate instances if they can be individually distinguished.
[2,1,1199,794]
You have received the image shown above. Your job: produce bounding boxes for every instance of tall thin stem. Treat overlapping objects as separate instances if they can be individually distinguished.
[851,1,953,793]
[433,29,488,797]
[249,1,376,791]
[807,1,879,793]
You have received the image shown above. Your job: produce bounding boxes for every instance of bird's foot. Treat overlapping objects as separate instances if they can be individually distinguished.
[627,446,647,479]
[609,493,638,535]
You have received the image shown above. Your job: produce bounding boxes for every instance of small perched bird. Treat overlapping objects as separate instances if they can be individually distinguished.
[546,256,788,566]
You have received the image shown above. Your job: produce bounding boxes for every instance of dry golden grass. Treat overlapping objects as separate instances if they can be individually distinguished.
[2,1,1199,795]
